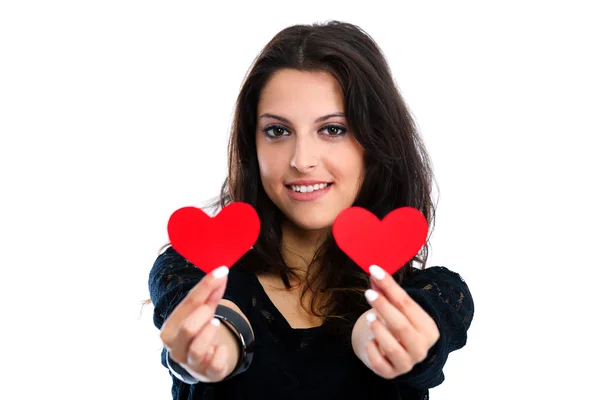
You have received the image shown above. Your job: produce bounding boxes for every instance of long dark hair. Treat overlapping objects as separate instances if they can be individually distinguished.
[202,20,438,333]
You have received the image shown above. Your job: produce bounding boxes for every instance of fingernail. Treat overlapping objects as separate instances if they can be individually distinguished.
[365,289,379,303]
[369,265,385,280]
[210,318,221,327]
[366,312,377,325]
[367,334,375,341]
[212,266,229,279]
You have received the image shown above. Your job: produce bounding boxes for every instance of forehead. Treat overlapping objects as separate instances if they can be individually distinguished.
[258,69,344,115]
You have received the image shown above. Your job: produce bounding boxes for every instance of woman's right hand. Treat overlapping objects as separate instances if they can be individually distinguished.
[159,266,238,383]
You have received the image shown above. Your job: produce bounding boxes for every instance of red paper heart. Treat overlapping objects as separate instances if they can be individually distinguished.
[167,202,260,273]
[332,207,428,275]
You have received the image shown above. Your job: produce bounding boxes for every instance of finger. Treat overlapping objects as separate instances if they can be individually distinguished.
[364,289,423,358]
[368,316,414,374]
[168,305,218,364]
[205,344,217,365]
[182,344,216,383]
[160,267,229,343]
[185,317,222,369]
[369,265,431,332]
[365,338,395,379]
[206,343,230,380]
[206,278,228,305]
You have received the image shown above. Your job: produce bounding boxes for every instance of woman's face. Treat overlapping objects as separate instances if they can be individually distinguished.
[256,69,365,231]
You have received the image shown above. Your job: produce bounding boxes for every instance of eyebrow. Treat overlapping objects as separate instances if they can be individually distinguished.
[258,112,345,124]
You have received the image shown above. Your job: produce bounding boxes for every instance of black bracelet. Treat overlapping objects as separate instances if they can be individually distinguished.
[166,350,201,385]
[214,304,255,381]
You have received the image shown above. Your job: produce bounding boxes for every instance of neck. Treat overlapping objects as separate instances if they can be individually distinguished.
[280,218,329,280]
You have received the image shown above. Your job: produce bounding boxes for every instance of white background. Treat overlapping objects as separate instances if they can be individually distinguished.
[1,1,598,399]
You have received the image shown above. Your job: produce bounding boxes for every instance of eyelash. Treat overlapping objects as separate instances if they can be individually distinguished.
[262,124,347,139]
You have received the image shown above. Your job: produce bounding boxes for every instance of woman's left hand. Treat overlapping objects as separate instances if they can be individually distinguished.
[361,264,440,379]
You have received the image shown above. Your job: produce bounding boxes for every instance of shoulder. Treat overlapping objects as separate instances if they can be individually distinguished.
[150,245,192,275]
[152,245,253,281]
[401,265,474,312]
[403,265,468,287]
[402,265,474,326]
[156,245,257,307]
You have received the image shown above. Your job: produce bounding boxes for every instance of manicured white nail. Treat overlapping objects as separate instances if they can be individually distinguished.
[369,265,385,280]
[367,334,375,341]
[365,289,379,303]
[212,266,229,279]
[366,312,377,325]
[210,318,221,327]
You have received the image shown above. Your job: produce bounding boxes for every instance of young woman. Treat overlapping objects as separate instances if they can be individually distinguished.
[148,20,474,400]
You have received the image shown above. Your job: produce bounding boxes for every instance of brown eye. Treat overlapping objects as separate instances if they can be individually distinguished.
[320,124,347,137]
[263,125,290,138]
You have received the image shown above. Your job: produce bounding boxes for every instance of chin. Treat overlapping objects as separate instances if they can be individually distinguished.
[285,214,335,232]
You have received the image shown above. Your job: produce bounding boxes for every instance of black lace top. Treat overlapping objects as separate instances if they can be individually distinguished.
[148,246,474,400]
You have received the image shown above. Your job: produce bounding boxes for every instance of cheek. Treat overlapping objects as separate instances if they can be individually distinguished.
[329,147,365,200]
[256,144,285,185]
[347,141,366,183]
[330,144,365,181]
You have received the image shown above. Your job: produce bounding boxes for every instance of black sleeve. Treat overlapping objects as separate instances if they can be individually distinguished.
[148,246,248,331]
[391,266,475,390]
[148,245,250,385]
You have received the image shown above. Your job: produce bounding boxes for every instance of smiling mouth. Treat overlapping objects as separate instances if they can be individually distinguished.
[285,182,333,193]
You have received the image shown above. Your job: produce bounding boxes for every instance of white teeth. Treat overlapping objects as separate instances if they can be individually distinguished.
[290,183,329,193]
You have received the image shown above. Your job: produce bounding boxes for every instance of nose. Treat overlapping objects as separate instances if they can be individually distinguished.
[290,135,318,173]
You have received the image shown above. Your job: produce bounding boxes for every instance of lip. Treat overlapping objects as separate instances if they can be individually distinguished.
[285,183,333,202]
[285,179,332,186]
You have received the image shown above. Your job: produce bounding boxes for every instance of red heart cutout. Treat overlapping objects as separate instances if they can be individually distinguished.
[167,202,260,273]
[332,206,428,275]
